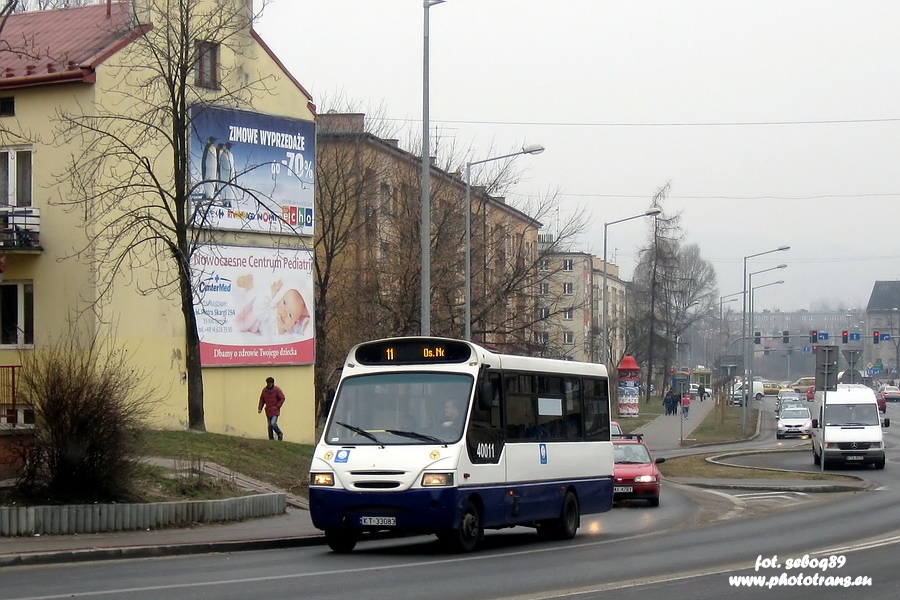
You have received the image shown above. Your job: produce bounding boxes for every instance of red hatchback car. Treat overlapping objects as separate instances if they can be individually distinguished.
[612,436,665,507]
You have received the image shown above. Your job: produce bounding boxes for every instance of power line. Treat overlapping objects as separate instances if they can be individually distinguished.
[385,116,900,128]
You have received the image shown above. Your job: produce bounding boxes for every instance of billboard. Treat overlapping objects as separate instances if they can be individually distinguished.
[191,244,315,366]
[189,105,315,235]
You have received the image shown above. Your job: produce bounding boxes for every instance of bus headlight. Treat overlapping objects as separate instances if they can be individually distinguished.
[310,472,335,487]
[422,473,454,487]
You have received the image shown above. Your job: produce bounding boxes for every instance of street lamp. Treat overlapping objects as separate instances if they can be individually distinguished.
[464,144,545,341]
[749,278,785,397]
[601,207,662,364]
[741,245,789,435]
[421,0,446,336]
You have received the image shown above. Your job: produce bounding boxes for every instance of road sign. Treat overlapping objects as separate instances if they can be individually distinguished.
[803,346,811,353]
[850,332,861,341]
[882,333,892,341]
[819,332,829,341]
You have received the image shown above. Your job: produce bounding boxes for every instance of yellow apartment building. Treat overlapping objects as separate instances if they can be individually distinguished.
[0,1,318,442]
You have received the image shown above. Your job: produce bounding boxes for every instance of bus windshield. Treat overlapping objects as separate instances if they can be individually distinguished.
[324,372,473,445]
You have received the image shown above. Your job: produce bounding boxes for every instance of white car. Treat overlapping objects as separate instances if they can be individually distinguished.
[776,406,811,439]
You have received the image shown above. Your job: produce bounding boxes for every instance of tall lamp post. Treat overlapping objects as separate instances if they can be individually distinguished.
[601,207,661,364]
[464,144,545,341]
[421,0,445,336]
[741,245,789,435]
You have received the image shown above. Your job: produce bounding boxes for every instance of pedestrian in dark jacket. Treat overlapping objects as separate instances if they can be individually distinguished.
[258,376,286,440]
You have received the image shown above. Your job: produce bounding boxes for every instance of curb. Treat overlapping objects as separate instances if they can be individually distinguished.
[670,479,872,494]
[0,534,326,568]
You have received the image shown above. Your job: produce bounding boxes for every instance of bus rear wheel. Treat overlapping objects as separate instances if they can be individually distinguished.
[325,529,358,553]
[439,500,483,553]
[538,491,580,540]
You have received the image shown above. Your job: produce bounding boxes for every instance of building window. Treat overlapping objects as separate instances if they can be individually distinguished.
[539,307,550,320]
[563,331,574,345]
[537,331,549,345]
[0,98,14,117]
[539,282,549,295]
[562,259,574,271]
[563,282,574,295]
[539,259,550,272]
[563,308,573,321]
[0,148,31,207]
[0,282,33,346]
[195,41,220,89]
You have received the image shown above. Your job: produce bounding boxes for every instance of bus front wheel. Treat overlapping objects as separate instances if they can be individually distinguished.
[325,529,358,553]
[439,500,483,553]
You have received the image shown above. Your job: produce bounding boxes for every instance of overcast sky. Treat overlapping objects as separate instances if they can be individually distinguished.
[255,1,900,313]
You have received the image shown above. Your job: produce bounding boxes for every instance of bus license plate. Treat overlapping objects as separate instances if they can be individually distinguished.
[614,486,633,493]
[360,516,396,526]
[846,455,864,461]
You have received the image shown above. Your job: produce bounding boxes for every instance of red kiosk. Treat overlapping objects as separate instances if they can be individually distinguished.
[617,355,641,417]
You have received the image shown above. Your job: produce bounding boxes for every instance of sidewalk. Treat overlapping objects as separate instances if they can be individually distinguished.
[632,393,717,450]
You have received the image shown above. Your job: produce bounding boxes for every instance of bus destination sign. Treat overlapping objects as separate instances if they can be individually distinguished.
[355,339,472,365]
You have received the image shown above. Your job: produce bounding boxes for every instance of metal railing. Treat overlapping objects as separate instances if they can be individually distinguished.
[0,206,40,249]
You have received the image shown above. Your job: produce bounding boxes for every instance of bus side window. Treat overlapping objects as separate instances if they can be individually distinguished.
[471,372,502,429]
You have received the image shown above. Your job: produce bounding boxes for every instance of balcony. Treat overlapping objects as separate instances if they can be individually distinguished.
[0,206,41,251]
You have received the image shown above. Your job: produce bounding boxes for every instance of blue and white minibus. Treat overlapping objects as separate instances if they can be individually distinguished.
[308,337,615,552]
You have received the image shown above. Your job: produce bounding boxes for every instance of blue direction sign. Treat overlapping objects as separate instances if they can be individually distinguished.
[850,332,861,341]
[803,346,811,353]
[882,333,892,341]
[819,332,829,341]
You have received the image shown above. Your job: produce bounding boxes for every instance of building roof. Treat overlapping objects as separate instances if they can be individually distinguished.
[0,3,314,106]
[0,2,138,89]
[867,281,900,312]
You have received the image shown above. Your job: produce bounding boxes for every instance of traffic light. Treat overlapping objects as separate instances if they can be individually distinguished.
[874,331,880,344]
[754,331,761,344]
[842,330,849,344]
[810,330,818,343]
[782,330,790,343]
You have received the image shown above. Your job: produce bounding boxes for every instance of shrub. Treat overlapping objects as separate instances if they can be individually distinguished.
[13,327,154,503]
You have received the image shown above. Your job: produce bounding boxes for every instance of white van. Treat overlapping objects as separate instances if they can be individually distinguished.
[730,380,764,405]
[810,384,889,469]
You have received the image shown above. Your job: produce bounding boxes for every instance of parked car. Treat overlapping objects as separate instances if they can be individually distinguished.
[689,383,710,401]
[612,435,665,507]
[776,406,812,439]
[610,420,623,438]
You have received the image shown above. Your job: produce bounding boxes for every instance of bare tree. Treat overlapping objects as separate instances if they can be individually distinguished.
[628,187,719,397]
[51,0,281,431]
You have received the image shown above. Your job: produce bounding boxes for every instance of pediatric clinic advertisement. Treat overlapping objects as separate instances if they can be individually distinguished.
[189,105,316,235]
[192,245,315,366]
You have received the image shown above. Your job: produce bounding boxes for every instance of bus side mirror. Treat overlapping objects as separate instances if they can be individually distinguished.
[811,418,818,428]
[478,380,493,412]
